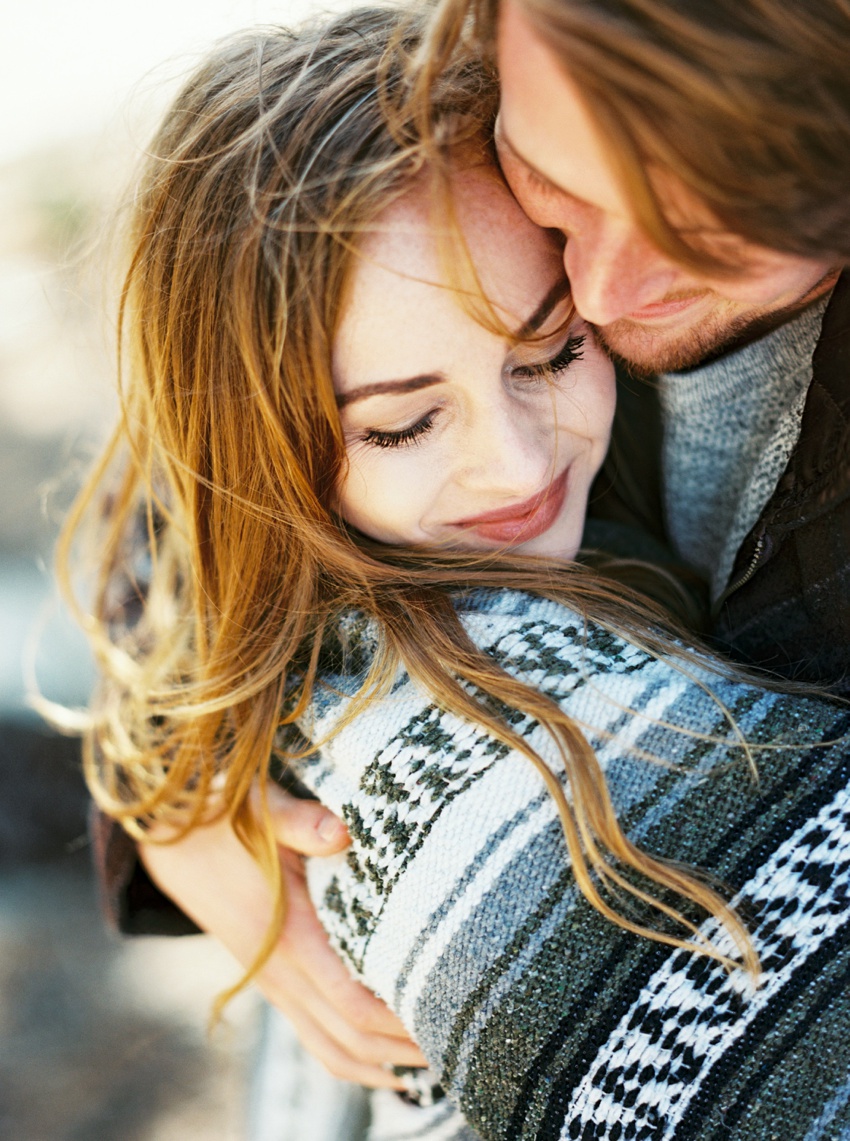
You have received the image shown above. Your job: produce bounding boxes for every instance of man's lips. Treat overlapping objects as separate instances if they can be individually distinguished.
[624,292,708,322]
[452,468,569,544]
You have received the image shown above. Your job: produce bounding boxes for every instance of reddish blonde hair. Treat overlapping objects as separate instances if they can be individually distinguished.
[60,5,757,980]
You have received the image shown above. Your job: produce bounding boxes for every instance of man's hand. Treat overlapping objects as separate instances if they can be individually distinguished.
[139,785,427,1087]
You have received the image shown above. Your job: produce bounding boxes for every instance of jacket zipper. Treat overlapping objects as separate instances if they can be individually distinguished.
[714,529,769,613]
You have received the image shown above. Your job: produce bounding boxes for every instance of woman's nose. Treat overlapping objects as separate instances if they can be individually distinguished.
[455,400,553,500]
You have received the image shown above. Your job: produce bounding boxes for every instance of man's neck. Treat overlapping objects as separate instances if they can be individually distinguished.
[684,267,842,370]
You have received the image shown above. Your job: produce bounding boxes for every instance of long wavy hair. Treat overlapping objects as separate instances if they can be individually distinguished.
[60,4,759,979]
[410,0,850,272]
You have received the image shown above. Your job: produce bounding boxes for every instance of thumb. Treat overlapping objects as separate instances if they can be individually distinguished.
[263,782,350,856]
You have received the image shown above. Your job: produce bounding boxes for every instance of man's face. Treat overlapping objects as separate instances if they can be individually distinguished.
[496,0,839,373]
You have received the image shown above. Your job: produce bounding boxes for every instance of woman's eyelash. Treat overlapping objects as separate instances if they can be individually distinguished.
[362,413,436,449]
[357,335,586,448]
[514,333,586,380]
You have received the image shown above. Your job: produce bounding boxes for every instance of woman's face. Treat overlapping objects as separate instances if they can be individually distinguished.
[333,166,616,561]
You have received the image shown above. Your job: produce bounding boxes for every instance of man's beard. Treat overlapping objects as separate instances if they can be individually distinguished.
[593,311,744,376]
[594,272,840,377]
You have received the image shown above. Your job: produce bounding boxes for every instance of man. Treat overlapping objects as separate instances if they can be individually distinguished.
[489,0,850,687]
[98,0,850,1108]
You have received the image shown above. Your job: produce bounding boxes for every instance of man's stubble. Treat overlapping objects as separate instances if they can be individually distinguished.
[594,269,841,377]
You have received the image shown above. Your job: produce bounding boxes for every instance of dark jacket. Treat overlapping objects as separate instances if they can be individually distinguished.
[593,271,850,691]
[713,271,850,691]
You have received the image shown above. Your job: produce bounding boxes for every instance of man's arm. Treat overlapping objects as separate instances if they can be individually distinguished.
[87,499,427,1082]
[91,788,426,1086]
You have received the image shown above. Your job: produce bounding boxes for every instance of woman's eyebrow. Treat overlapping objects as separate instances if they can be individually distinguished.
[336,373,445,408]
[516,280,571,338]
[337,281,570,409]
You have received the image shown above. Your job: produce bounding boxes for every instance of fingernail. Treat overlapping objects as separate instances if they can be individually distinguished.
[317,813,347,844]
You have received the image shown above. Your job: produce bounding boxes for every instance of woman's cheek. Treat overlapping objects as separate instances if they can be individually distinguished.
[334,449,376,535]
[582,356,617,466]
[336,448,431,546]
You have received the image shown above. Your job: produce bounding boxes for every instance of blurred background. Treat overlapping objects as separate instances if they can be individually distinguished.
[1,1,355,1136]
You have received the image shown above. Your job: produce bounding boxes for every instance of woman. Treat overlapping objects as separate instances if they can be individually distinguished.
[67,7,850,1138]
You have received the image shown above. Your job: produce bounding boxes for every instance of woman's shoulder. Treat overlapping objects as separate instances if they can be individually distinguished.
[454,587,667,688]
[320,587,662,685]
[310,585,729,721]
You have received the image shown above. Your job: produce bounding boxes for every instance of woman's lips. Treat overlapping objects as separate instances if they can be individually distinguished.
[453,468,569,544]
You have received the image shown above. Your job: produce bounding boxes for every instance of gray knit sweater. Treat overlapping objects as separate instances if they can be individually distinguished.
[276,588,850,1141]
[659,297,829,600]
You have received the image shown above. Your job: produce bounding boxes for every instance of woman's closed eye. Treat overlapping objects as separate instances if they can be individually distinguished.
[360,411,437,450]
[512,333,586,382]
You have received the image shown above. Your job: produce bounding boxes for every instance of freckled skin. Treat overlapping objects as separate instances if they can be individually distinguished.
[333,167,616,561]
[495,0,839,374]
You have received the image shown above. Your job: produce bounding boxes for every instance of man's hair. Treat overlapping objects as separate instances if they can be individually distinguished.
[418,0,850,270]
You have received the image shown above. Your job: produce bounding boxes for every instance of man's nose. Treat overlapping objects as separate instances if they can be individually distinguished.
[564,217,681,327]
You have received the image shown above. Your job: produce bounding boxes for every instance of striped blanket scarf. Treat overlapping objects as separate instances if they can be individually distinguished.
[279,588,850,1141]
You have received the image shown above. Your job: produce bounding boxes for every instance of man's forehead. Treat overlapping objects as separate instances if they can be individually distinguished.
[495,0,746,247]
[495,0,635,218]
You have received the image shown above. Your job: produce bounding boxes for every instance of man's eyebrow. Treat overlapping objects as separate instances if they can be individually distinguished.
[337,281,572,408]
[497,122,726,242]
[336,374,445,408]
[496,121,585,203]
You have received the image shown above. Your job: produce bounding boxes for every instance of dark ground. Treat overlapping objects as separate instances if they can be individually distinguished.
[0,723,258,1141]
